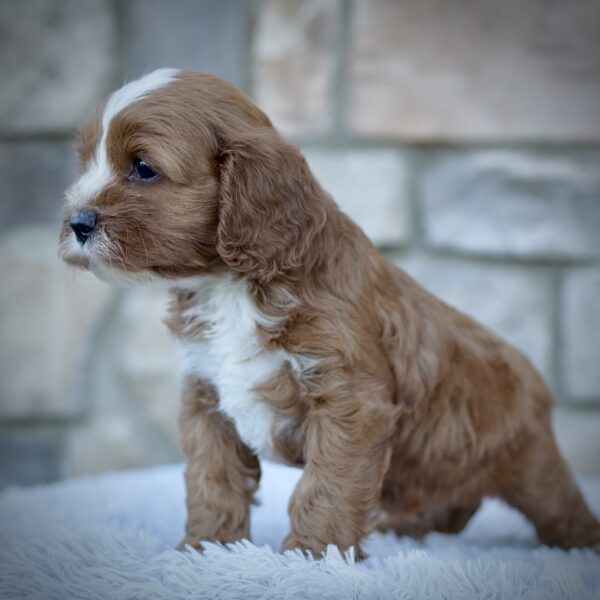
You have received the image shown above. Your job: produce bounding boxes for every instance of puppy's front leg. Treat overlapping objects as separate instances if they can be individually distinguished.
[282,401,395,559]
[178,377,260,550]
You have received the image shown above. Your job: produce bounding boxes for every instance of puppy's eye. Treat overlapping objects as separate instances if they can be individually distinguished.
[132,158,159,181]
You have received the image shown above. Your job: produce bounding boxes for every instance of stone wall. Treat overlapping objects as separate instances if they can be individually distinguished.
[1,0,599,486]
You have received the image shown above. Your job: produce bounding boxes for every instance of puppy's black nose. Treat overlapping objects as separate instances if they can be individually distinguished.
[70,209,98,244]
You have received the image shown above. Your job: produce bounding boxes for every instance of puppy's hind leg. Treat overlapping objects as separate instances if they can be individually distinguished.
[431,501,481,535]
[497,431,600,550]
[377,501,481,539]
[376,508,435,540]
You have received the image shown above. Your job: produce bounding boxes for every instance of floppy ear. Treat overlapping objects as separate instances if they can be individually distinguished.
[216,130,327,282]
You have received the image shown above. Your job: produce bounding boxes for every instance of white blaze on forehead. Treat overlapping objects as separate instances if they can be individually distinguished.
[66,68,180,209]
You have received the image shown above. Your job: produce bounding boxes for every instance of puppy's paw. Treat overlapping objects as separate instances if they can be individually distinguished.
[546,523,600,551]
[281,533,365,561]
[281,533,325,559]
[176,537,204,552]
[572,523,600,551]
[587,527,600,553]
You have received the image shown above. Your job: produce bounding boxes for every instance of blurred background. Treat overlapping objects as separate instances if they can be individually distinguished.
[1,0,599,488]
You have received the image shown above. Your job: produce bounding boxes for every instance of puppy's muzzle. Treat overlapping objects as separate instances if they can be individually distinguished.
[70,209,98,244]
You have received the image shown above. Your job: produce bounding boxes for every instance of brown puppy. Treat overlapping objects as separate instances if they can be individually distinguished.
[60,69,600,558]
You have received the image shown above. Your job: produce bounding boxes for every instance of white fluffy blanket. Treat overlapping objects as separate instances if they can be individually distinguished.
[0,462,599,600]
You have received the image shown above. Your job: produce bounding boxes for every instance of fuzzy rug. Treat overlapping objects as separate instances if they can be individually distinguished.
[0,462,599,600]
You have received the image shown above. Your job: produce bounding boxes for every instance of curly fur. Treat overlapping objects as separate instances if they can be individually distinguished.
[59,70,600,559]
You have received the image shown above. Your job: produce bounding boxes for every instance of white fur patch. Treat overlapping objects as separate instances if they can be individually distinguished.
[66,68,180,210]
[177,274,291,459]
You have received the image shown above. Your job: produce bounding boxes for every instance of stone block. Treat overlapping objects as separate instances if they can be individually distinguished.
[0,141,78,233]
[393,253,554,384]
[117,288,182,450]
[0,428,64,488]
[562,268,600,402]
[0,227,115,420]
[303,148,411,246]
[419,151,600,260]
[123,0,249,87]
[553,408,600,476]
[251,0,340,135]
[64,287,181,477]
[349,0,600,141]
[0,0,115,134]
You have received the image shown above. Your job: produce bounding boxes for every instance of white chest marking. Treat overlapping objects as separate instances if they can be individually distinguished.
[178,275,288,458]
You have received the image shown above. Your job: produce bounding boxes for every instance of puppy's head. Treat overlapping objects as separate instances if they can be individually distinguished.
[59,69,326,284]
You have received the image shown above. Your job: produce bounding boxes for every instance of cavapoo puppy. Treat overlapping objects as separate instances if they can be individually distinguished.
[60,69,600,558]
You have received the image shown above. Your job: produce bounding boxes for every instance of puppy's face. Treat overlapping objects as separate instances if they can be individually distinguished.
[60,69,327,284]
[60,70,220,282]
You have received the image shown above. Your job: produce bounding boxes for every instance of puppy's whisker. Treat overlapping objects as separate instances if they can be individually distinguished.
[135,223,151,269]
[106,231,124,262]
[98,230,122,274]
[113,236,128,273]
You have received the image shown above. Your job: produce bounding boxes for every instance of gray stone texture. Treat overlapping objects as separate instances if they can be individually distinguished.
[419,151,600,260]
[0,0,115,134]
[350,0,600,141]
[117,288,181,452]
[0,428,64,488]
[394,253,554,384]
[303,148,411,246]
[553,409,600,476]
[123,0,250,87]
[0,141,78,233]
[562,268,600,402]
[0,227,115,420]
[65,287,181,476]
[252,0,340,135]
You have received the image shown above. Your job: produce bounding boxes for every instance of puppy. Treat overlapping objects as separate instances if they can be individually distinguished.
[60,69,600,558]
